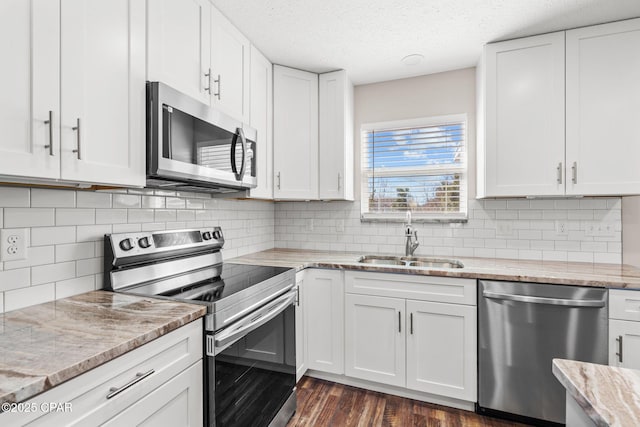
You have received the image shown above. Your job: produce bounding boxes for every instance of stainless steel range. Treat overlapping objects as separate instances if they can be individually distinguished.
[104,228,297,427]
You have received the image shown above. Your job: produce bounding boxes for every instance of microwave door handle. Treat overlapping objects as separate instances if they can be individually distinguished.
[162,105,173,159]
[231,128,247,181]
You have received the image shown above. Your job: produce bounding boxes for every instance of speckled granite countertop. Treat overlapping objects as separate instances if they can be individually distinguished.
[0,291,206,406]
[553,359,640,426]
[229,249,640,289]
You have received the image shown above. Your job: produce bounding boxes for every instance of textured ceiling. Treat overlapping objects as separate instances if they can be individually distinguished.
[211,0,640,85]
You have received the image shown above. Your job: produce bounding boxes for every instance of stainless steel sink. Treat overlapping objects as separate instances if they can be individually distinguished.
[357,255,464,269]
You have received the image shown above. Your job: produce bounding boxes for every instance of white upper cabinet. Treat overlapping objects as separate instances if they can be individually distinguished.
[0,0,144,187]
[147,0,211,105]
[248,46,274,200]
[319,70,354,200]
[478,32,566,198]
[273,65,319,200]
[565,18,640,196]
[60,0,146,187]
[211,6,250,123]
[0,0,60,180]
[478,18,640,198]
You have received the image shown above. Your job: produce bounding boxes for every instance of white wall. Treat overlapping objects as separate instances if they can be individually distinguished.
[0,186,275,313]
[275,68,622,263]
[623,196,640,267]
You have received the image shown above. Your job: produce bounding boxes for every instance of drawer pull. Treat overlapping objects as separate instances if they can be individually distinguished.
[616,335,623,363]
[106,369,155,399]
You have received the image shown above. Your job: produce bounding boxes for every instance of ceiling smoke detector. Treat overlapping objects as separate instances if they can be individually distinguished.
[401,54,424,66]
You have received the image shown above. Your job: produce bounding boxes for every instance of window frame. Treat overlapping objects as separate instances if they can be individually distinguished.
[360,113,468,222]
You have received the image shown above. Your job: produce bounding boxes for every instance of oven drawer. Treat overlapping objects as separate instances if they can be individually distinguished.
[5,320,202,427]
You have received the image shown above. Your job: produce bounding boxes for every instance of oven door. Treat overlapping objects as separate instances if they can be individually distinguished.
[206,290,297,427]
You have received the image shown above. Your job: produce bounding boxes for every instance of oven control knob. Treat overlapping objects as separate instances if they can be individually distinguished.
[119,238,134,251]
[202,231,213,240]
[213,230,222,239]
[138,237,152,248]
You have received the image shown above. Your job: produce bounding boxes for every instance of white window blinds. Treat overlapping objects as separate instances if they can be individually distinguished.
[361,114,467,221]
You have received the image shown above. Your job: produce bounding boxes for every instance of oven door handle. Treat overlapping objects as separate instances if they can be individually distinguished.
[213,291,296,350]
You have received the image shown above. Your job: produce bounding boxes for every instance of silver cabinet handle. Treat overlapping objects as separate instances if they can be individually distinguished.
[410,312,413,335]
[483,290,605,307]
[213,74,221,100]
[398,311,401,333]
[71,118,81,160]
[616,335,623,363]
[106,369,154,399]
[277,172,281,189]
[571,161,577,184]
[338,172,341,190]
[44,110,54,156]
[204,68,212,94]
[556,162,562,184]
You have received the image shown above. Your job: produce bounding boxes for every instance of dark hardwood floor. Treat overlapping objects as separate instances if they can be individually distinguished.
[287,376,531,427]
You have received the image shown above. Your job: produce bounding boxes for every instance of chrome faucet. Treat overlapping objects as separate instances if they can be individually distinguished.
[404,211,419,256]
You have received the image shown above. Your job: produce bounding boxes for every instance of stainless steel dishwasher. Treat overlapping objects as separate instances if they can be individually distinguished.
[478,280,608,425]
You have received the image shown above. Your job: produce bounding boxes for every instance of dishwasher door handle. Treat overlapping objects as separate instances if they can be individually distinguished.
[482,291,606,308]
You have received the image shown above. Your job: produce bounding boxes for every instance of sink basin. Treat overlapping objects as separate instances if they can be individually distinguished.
[357,255,464,269]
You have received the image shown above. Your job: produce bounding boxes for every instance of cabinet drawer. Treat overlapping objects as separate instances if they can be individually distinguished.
[3,320,202,427]
[345,271,476,306]
[610,289,640,321]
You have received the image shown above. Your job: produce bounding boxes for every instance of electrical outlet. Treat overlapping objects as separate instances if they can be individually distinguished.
[1,229,28,261]
[555,221,568,236]
[307,219,314,232]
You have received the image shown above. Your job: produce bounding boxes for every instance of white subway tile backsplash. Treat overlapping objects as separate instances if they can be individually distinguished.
[141,196,165,209]
[5,208,54,227]
[96,209,127,224]
[4,283,54,312]
[0,268,31,291]
[76,224,113,242]
[76,258,102,276]
[77,191,112,208]
[31,226,76,246]
[113,194,141,208]
[0,187,30,207]
[56,208,95,225]
[56,242,95,262]
[31,189,76,207]
[32,262,76,285]
[166,197,186,209]
[55,276,95,299]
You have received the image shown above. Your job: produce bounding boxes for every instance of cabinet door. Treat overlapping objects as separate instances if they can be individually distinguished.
[304,269,344,374]
[406,300,476,401]
[211,6,250,122]
[345,294,405,387]
[102,361,203,427]
[60,0,145,187]
[0,0,60,180]
[609,319,640,369]
[295,272,307,382]
[248,46,274,199]
[319,70,354,200]
[566,19,640,196]
[482,32,565,197]
[273,65,319,200]
[147,0,211,105]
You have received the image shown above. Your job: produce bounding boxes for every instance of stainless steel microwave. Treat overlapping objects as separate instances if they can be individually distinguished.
[146,82,257,194]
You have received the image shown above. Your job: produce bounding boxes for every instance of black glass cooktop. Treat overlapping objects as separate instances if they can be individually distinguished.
[159,263,290,303]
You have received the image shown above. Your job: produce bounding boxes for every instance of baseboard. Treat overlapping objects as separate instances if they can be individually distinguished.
[303,370,475,412]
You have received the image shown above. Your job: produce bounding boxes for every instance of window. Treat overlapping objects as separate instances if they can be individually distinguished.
[360,114,467,221]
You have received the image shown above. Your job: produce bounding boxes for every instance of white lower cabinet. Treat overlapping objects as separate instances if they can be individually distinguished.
[2,321,203,427]
[609,289,640,369]
[102,360,203,427]
[345,294,405,387]
[304,269,344,374]
[406,300,476,401]
[343,271,477,403]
